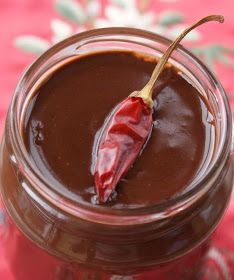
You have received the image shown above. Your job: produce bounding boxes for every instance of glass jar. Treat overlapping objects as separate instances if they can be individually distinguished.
[0,28,233,280]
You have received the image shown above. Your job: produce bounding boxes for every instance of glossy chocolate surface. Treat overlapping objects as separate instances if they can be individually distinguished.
[23,51,215,208]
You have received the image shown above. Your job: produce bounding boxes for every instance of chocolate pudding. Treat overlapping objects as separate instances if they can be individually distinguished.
[23,51,215,208]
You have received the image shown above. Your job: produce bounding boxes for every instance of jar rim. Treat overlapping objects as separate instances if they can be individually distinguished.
[9,27,232,225]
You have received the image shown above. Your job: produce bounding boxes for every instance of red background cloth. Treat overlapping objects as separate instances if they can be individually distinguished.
[0,0,234,279]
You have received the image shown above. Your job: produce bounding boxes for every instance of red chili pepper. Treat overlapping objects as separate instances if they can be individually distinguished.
[94,97,153,203]
[94,15,224,203]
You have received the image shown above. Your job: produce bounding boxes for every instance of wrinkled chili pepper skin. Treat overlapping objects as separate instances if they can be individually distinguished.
[94,97,153,203]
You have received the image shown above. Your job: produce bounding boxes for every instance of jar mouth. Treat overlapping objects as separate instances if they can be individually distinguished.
[9,27,232,225]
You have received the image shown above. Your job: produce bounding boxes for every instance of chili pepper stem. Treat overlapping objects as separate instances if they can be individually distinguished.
[95,14,224,203]
[130,15,224,109]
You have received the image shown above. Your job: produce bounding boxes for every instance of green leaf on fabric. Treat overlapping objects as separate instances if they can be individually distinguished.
[204,51,216,72]
[110,0,129,8]
[54,0,85,24]
[192,45,219,72]
[14,36,50,55]
[0,211,5,225]
[217,54,234,69]
[192,44,234,73]
[158,11,184,26]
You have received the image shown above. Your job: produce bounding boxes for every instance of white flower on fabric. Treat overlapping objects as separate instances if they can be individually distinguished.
[51,19,73,43]
[86,0,101,19]
[14,0,203,57]
[94,4,155,30]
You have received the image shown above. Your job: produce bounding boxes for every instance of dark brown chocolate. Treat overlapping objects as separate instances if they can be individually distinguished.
[23,51,215,208]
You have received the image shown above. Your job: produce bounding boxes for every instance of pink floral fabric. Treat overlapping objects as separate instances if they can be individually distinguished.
[0,0,234,279]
